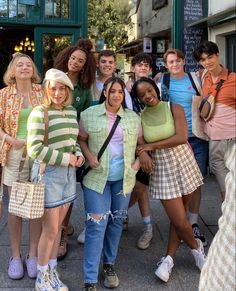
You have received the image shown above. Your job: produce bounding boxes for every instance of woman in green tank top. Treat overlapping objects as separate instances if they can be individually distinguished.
[131,77,206,283]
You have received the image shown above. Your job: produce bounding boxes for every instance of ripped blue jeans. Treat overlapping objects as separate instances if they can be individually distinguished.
[83,179,130,284]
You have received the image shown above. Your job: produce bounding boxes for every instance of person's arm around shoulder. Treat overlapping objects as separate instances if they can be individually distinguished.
[153,72,162,83]
[126,80,133,93]
[137,104,188,154]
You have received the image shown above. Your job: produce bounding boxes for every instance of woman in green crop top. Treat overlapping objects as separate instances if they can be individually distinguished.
[0,53,43,280]
[131,77,206,283]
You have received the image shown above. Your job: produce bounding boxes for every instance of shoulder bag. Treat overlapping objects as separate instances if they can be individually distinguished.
[199,79,225,122]
[8,108,49,219]
[188,72,209,141]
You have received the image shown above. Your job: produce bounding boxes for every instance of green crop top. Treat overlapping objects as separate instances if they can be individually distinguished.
[17,108,32,139]
[141,101,175,143]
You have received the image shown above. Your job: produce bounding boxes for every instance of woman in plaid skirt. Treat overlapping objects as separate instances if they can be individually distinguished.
[131,77,206,283]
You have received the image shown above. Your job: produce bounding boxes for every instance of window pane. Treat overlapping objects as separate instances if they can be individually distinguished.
[45,0,70,19]
[43,34,72,73]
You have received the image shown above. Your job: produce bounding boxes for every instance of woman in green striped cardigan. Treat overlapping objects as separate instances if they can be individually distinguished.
[27,69,84,291]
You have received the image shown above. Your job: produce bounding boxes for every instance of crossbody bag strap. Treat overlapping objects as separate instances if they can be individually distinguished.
[209,69,232,98]
[83,115,121,177]
[211,79,225,99]
[188,72,203,96]
[97,115,121,160]
[38,107,49,176]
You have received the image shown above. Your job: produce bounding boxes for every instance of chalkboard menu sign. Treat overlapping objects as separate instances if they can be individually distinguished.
[182,0,206,71]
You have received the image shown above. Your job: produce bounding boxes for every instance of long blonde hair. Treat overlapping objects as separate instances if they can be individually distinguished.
[43,80,72,108]
[3,53,41,86]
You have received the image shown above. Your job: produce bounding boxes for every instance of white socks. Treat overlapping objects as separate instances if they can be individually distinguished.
[188,212,198,225]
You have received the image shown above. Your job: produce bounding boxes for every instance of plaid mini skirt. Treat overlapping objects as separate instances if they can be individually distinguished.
[149,143,203,200]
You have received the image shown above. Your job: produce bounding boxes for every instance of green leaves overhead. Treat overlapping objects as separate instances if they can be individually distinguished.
[88,0,130,50]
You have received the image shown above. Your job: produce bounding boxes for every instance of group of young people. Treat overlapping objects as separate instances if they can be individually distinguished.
[0,39,235,291]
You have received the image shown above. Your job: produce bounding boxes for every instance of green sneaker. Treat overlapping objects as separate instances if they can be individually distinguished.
[103,264,119,288]
[83,283,97,291]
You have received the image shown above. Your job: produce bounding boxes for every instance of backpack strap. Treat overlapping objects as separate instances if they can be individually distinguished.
[162,73,170,89]
[188,72,203,96]
[200,68,208,85]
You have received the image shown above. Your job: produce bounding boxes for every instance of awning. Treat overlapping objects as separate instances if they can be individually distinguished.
[116,39,143,53]
[188,7,236,28]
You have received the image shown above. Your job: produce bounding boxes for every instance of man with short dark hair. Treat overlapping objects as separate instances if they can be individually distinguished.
[194,41,236,201]
[90,50,132,108]
[126,53,153,93]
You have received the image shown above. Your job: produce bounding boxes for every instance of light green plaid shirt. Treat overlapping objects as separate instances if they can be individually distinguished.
[80,103,141,195]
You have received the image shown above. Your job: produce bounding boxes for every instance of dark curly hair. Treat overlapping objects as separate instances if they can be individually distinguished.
[193,41,219,62]
[131,77,160,112]
[53,39,96,89]
[99,76,127,109]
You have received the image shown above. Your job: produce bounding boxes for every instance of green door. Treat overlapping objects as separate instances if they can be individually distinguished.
[34,27,82,77]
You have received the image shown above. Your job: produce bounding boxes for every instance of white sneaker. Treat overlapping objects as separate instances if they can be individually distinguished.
[49,266,68,291]
[137,224,153,250]
[77,228,85,244]
[35,270,54,291]
[155,255,174,282]
[191,238,206,270]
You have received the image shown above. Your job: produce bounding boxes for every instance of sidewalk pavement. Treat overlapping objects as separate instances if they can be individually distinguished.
[0,175,222,291]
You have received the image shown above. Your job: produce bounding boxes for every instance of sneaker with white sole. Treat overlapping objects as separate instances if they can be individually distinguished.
[192,223,207,247]
[103,264,119,288]
[137,224,153,250]
[77,228,85,244]
[191,238,206,270]
[49,266,68,291]
[35,270,54,291]
[155,255,174,282]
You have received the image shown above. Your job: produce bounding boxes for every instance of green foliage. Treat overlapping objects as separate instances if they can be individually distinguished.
[88,0,130,50]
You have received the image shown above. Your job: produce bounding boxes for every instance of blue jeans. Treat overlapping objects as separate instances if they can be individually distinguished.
[188,137,209,176]
[83,180,130,284]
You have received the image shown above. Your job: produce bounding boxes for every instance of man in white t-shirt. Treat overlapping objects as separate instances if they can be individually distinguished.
[90,50,132,109]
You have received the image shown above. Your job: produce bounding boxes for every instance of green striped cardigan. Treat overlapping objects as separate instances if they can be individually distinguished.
[27,105,82,166]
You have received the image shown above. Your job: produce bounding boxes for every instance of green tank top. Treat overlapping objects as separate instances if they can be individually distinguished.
[17,108,32,139]
[141,101,175,143]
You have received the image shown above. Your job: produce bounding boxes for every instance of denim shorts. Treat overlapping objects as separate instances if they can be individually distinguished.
[188,136,209,176]
[31,160,77,208]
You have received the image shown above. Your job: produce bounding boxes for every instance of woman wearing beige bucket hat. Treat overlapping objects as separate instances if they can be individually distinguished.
[27,68,85,290]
